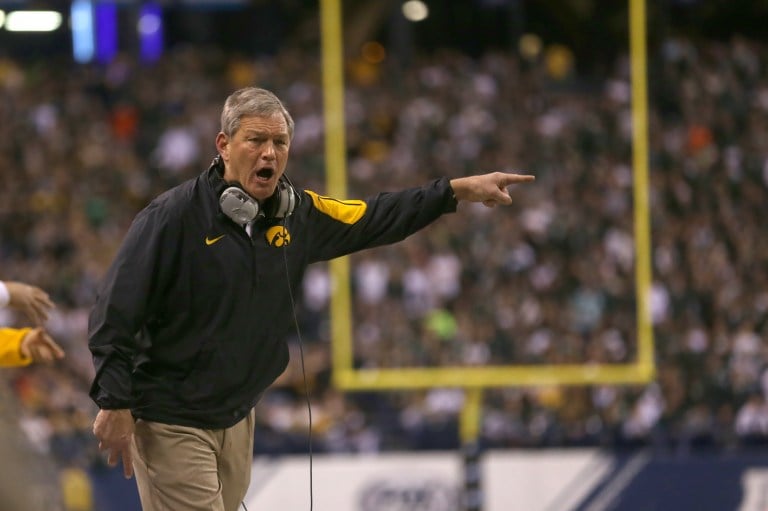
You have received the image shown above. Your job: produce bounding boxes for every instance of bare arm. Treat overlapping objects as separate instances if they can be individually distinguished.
[450,171,535,207]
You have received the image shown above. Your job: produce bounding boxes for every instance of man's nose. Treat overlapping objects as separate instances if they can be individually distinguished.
[262,141,276,159]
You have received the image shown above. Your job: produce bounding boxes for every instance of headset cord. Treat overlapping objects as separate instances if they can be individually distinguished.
[282,229,314,511]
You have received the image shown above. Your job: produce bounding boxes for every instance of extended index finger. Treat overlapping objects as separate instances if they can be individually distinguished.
[501,173,536,185]
[40,334,65,361]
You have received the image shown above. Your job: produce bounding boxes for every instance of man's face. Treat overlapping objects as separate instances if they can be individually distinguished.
[216,113,290,201]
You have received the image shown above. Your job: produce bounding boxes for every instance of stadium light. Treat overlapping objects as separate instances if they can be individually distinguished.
[95,2,118,64]
[0,10,5,29]
[5,10,63,32]
[402,0,429,22]
[138,2,164,63]
[71,0,95,63]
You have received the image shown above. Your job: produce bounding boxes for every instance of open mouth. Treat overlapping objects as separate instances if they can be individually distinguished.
[256,167,274,180]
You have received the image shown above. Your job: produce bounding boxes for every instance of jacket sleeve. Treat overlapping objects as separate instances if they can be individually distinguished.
[0,328,32,367]
[88,203,178,409]
[305,177,458,263]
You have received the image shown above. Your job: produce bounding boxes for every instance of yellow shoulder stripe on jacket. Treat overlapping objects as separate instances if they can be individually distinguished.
[306,190,367,225]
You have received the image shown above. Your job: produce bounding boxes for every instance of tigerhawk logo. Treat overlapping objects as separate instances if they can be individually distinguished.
[265,226,291,247]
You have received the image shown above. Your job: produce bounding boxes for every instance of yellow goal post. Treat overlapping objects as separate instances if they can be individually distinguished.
[320,0,655,391]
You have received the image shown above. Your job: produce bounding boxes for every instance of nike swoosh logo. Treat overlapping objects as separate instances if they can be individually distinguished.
[205,234,226,246]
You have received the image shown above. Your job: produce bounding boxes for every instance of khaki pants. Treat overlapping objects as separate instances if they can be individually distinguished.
[132,409,255,511]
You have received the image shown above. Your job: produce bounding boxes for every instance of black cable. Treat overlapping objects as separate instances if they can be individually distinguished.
[282,222,314,511]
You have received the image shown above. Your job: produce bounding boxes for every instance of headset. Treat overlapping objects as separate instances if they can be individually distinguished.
[211,155,300,224]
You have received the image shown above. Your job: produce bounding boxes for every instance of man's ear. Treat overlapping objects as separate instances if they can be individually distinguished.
[215,132,229,161]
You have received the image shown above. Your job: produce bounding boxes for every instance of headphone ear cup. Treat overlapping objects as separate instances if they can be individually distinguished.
[271,179,299,219]
[219,186,260,224]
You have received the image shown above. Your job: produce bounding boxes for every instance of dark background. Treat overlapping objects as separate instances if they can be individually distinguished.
[1,0,766,71]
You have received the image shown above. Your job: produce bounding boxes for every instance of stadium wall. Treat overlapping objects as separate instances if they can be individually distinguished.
[244,448,768,511]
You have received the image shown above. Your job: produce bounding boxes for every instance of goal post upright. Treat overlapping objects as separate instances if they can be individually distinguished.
[322,0,654,393]
[320,0,653,508]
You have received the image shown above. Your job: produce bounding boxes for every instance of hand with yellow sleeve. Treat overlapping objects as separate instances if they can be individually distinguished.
[0,327,65,367]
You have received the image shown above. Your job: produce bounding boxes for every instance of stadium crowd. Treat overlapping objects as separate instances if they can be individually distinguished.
[0,33,767,490]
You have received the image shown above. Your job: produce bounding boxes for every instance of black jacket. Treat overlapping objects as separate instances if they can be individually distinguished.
[88,164,457,428]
